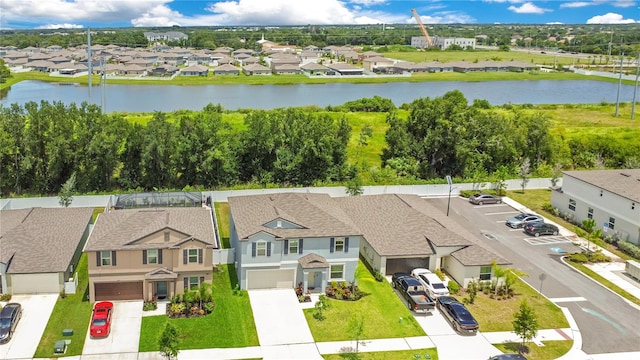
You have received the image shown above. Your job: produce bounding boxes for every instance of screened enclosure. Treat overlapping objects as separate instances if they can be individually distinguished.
[114,192,203,209]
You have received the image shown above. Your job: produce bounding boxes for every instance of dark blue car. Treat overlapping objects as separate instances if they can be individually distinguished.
[439,299,479,335]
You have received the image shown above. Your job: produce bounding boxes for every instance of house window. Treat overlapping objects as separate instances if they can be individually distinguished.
[479,266,492,281]
[330,264,344,279]
[335,238,345,252]
[188,249,198,263]
[256,241,267,257]
[164,231,170,242]
[609,217,616,230]
[147,249,158,264]
[587,208,593,219]
[568,199,576,211]
[100,251,112,266]
[288,239,299,254]
[189,276,200,290]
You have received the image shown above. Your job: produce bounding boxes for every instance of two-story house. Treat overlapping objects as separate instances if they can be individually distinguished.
[228,193,361,293]
[551,169,640,245]
[85,207,218,302]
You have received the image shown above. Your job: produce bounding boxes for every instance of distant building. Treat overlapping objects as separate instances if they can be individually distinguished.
[411,36,476,50]
[144,31,188,43]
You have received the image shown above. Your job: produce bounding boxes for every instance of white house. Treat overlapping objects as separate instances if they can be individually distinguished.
[551,169,640,245]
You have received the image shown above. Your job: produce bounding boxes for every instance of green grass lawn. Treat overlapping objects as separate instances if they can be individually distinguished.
[493,340,573,360]
[214,202,231,248]
[460,277,569,332]
[304,261,425,342]
[323,348,438,360]
[34,254,92,358]
[138,264,258,351]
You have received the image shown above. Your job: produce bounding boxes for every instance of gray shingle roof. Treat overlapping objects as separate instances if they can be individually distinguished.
[0,207,93,273]
[450,245,510,266]
[563,169,640,203]
[85,207,216,251]
[228,193,359,240]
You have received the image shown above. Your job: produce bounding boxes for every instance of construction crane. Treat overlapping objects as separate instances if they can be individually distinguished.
[411,8,433,48]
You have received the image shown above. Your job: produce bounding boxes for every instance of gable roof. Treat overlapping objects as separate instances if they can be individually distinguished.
[563,169,640,203]
[228,193,359,240]
[0,207,93,273]
[85,207,217,251]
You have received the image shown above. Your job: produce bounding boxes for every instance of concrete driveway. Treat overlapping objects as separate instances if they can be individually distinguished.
[0,294,58,360]
[82,301,142,355]
[248,289,315,346]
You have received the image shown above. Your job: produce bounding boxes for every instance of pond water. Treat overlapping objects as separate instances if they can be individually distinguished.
[1,79,636,112]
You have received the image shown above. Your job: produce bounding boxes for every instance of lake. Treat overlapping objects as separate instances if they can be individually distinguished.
[1,79,636,112]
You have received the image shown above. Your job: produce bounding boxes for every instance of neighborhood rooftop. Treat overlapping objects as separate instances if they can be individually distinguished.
[563,169,640,203]
[0,207,93,273]
[85,207,217,251]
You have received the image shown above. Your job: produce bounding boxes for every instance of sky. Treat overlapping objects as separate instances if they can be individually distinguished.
[0,0,638,30]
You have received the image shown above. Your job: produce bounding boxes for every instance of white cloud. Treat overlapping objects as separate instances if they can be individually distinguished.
[36,23,84,29]
[408,11,476,24]
[559,2,594,8]
[611,0,636,8]
[0,0,170,24]
[546,21,565,24]
[508,2,552,14]
[349,0,387,5]
[586,12,637,23]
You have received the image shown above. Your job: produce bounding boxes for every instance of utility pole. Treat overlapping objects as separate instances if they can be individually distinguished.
[87,28,92,103]
[632,53,639,120]
[615,52,623,117]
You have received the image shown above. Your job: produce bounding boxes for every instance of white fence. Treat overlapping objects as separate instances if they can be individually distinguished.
[64,272,78,294]
[1,178,559,208]
[213,248,235,265]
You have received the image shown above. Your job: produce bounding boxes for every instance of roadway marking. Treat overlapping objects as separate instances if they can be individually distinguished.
[473,204,506,209]
[549,297,587,303]
[508,228,523,232]
[524,236,570,245]
[485,211,520,215]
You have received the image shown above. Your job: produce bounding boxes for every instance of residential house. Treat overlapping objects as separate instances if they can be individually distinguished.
[362,56,394,72]
[213,63,240,76]
[85,207,218,302]
[228,193,361,292]
[180,64,209,76]
[326,63,363,76]
[551,169,640,245]
[0,207,93,295]
[336,194,509,287]
[144,31,188,42]
[242,63,271,76]
[300,62,330,76]
[273,64,299,75]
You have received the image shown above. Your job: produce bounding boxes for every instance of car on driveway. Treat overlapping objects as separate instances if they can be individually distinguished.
[411,268,449,297]
[90,301,113,338]
[524,222,559,237]
[0,303,22,344]
[506,213,544,228]
[468,193,502,205]
[437,297,479,335]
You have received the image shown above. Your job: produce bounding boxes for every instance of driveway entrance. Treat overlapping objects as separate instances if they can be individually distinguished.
[248,289,314,346]
[0,294,57,360]
[82,301,142,355]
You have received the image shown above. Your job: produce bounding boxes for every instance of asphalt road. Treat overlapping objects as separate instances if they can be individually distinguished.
[425,196,640,355]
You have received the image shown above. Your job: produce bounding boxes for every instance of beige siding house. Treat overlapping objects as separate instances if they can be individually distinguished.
[0,207,93,295]
[85,207,218,302]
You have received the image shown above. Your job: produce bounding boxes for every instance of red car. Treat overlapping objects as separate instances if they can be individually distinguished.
[90,301,113,338]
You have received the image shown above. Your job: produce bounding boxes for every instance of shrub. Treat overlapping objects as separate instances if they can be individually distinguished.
[568,252,589,263]
[169,302,186,316]
[0,294,12,301]
[588,251,611,263]
[618,240,640,259]
[143,300,158,311]
[448,280,461,295]
[374,270,384,282]
[203,301,216,313]
[434,268,445,281]
[459,190,476,198]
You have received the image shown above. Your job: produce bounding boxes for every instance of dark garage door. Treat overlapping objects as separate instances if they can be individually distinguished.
[386,258,430,275]
[95,281,143,301]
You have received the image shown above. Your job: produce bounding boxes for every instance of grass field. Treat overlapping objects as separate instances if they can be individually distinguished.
[384,50,586,67]
[304,262,425,342]
[138,264,259,351]
[493,340,573,360]
[34,254,92,358]
[323,348,438,360]
[214,202,231,248]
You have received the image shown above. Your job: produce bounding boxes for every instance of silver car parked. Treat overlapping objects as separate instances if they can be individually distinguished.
[506,213,543,228]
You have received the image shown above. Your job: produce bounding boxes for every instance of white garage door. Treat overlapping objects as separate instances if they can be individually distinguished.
[246,269,295,290]
[11,273,61,294]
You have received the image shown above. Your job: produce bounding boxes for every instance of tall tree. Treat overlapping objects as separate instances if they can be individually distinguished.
[58,172,76,207]
[0,58,11,83]
[141,112,177,189]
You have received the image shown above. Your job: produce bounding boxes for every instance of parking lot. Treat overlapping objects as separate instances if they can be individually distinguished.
[425,196,640,355]
[0,294,58,360]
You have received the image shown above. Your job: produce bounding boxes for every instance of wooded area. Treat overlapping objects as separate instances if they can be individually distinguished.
[1,94,639,196]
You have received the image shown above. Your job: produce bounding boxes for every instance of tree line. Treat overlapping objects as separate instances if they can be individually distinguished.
[2,94,638,196]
